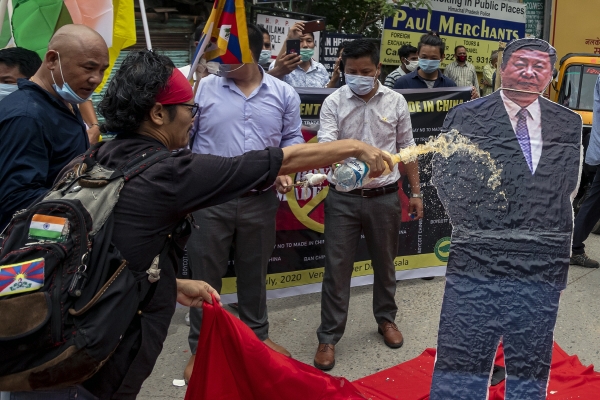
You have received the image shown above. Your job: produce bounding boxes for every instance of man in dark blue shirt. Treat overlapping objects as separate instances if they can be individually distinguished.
[0,25,109,230]
[394,32,478,100]
[394,32,456,90]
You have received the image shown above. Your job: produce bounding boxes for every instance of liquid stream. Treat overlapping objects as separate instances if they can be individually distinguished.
[390,129,502,191]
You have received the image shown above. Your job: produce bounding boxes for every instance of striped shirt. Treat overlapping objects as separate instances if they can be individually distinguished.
[383,66,406,88]
[444,61,479,90]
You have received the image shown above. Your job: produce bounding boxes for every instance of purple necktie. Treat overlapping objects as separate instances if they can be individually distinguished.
[516,108,533,174]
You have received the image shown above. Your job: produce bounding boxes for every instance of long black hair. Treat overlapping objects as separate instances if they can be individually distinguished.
[98,50,175,134]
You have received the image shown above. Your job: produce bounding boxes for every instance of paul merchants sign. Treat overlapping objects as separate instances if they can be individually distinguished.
[381,0,526,72]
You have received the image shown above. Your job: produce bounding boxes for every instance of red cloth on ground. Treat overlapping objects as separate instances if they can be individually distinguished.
[186,298,600,399]
[353,343,600,400]
[185,298,365,400]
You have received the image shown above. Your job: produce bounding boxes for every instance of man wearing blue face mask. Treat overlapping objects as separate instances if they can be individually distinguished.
[394,32,479,100]
[393,32,455,90]
[269,22,330,87]
[314,39,423,371]
[0,24,109,231]
[0,47,41,102]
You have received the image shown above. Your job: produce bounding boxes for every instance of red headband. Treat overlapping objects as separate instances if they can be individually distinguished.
[155,68,194,105]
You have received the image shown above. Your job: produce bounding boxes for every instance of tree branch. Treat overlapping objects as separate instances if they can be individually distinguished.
[359,13,381,34]
[337,16,346,33]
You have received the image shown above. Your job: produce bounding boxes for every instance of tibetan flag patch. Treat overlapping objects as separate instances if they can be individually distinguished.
[29,214,69,242]
[0,258,45,296]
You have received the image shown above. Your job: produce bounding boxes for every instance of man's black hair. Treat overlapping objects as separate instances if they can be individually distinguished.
[454,45,466,54]
[398,44,418,60]
[0,47,42,78]
[341,39,379,67]
[337,40,351,56]
[417,31,445,56]
[257,24,269,37]
[98,50,177,134]
[246,23,263,63]
[501,38,557,70]
[194,24,204,42]
[302,31,315,40]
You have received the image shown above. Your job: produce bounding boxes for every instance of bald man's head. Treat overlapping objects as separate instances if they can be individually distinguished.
[36,24,109,102]
[49,24,107,58]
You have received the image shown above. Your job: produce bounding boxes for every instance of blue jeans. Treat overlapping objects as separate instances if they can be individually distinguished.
[1,386,97,400]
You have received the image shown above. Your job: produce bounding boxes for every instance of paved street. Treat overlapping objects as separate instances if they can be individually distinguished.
[139,234,600,399]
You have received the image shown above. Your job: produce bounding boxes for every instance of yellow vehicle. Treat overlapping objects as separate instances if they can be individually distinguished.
[551,53,599,135]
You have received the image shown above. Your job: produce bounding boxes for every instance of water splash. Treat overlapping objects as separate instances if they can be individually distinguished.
[391,129,503,191]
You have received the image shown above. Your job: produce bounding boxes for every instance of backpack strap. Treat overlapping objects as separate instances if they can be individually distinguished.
[109,147,172,181]
[80,142,106,172]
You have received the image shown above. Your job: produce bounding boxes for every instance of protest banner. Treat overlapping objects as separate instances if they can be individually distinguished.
[219,87,472,304]
[256,13,321,63]
[380,0,526,72]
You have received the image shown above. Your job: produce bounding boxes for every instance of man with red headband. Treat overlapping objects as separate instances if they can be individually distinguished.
[2,48,393,399]
[184,23,305,380]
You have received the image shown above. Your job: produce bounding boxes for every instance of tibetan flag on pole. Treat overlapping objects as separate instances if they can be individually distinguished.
[188,0,252,80]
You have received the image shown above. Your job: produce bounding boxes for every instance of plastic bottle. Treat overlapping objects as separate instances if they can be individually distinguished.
[332,152,401,192]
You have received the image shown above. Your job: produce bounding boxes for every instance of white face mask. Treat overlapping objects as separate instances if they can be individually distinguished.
[404,59,419,72]
[258,50,271,65]
[346,71,378,96]
[0,83,18,102]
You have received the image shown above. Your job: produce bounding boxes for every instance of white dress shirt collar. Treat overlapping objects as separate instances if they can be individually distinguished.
[500,91,543,174]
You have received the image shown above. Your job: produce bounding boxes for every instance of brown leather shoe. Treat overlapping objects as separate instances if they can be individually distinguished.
[183,354,195,384]
[378,321,404,349]
[314,343,335,370]
[263,338,292,357]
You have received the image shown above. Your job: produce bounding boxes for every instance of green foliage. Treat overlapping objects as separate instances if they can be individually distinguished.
[255,0,431,38]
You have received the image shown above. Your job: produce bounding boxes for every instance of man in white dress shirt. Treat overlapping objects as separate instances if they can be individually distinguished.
[313,39,423,371]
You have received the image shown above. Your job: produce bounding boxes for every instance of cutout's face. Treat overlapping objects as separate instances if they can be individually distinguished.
[501,49,552,93]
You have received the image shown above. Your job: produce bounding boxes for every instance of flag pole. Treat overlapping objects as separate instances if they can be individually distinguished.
[0,0,9,38]
[138,0,152,50]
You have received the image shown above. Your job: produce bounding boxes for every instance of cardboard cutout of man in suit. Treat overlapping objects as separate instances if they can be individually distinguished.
[429,38,582,399]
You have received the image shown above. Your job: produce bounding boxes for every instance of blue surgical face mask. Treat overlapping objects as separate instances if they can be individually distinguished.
[418,58,441,74]
[299,48,314,62]
[345,71,378,96]
[0,83,18,102]
[259,50,271,65]
[50,51,89,104]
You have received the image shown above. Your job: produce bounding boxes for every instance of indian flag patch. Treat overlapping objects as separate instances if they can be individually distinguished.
[29,214,69,242]
[0,258,45,296]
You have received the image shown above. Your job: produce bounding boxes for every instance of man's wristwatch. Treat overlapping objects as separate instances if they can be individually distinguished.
[410,193,423,198]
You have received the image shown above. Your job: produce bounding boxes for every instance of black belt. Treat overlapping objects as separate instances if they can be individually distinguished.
[333,182,399,198]
[240,188,272,198]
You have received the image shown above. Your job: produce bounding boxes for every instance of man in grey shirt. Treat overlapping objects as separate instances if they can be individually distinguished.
[313,39,423,371]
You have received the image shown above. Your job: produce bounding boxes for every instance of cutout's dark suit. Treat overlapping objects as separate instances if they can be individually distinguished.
[430,91,582,399]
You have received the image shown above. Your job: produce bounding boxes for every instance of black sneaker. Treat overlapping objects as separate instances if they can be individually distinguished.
[570,253,600,268]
